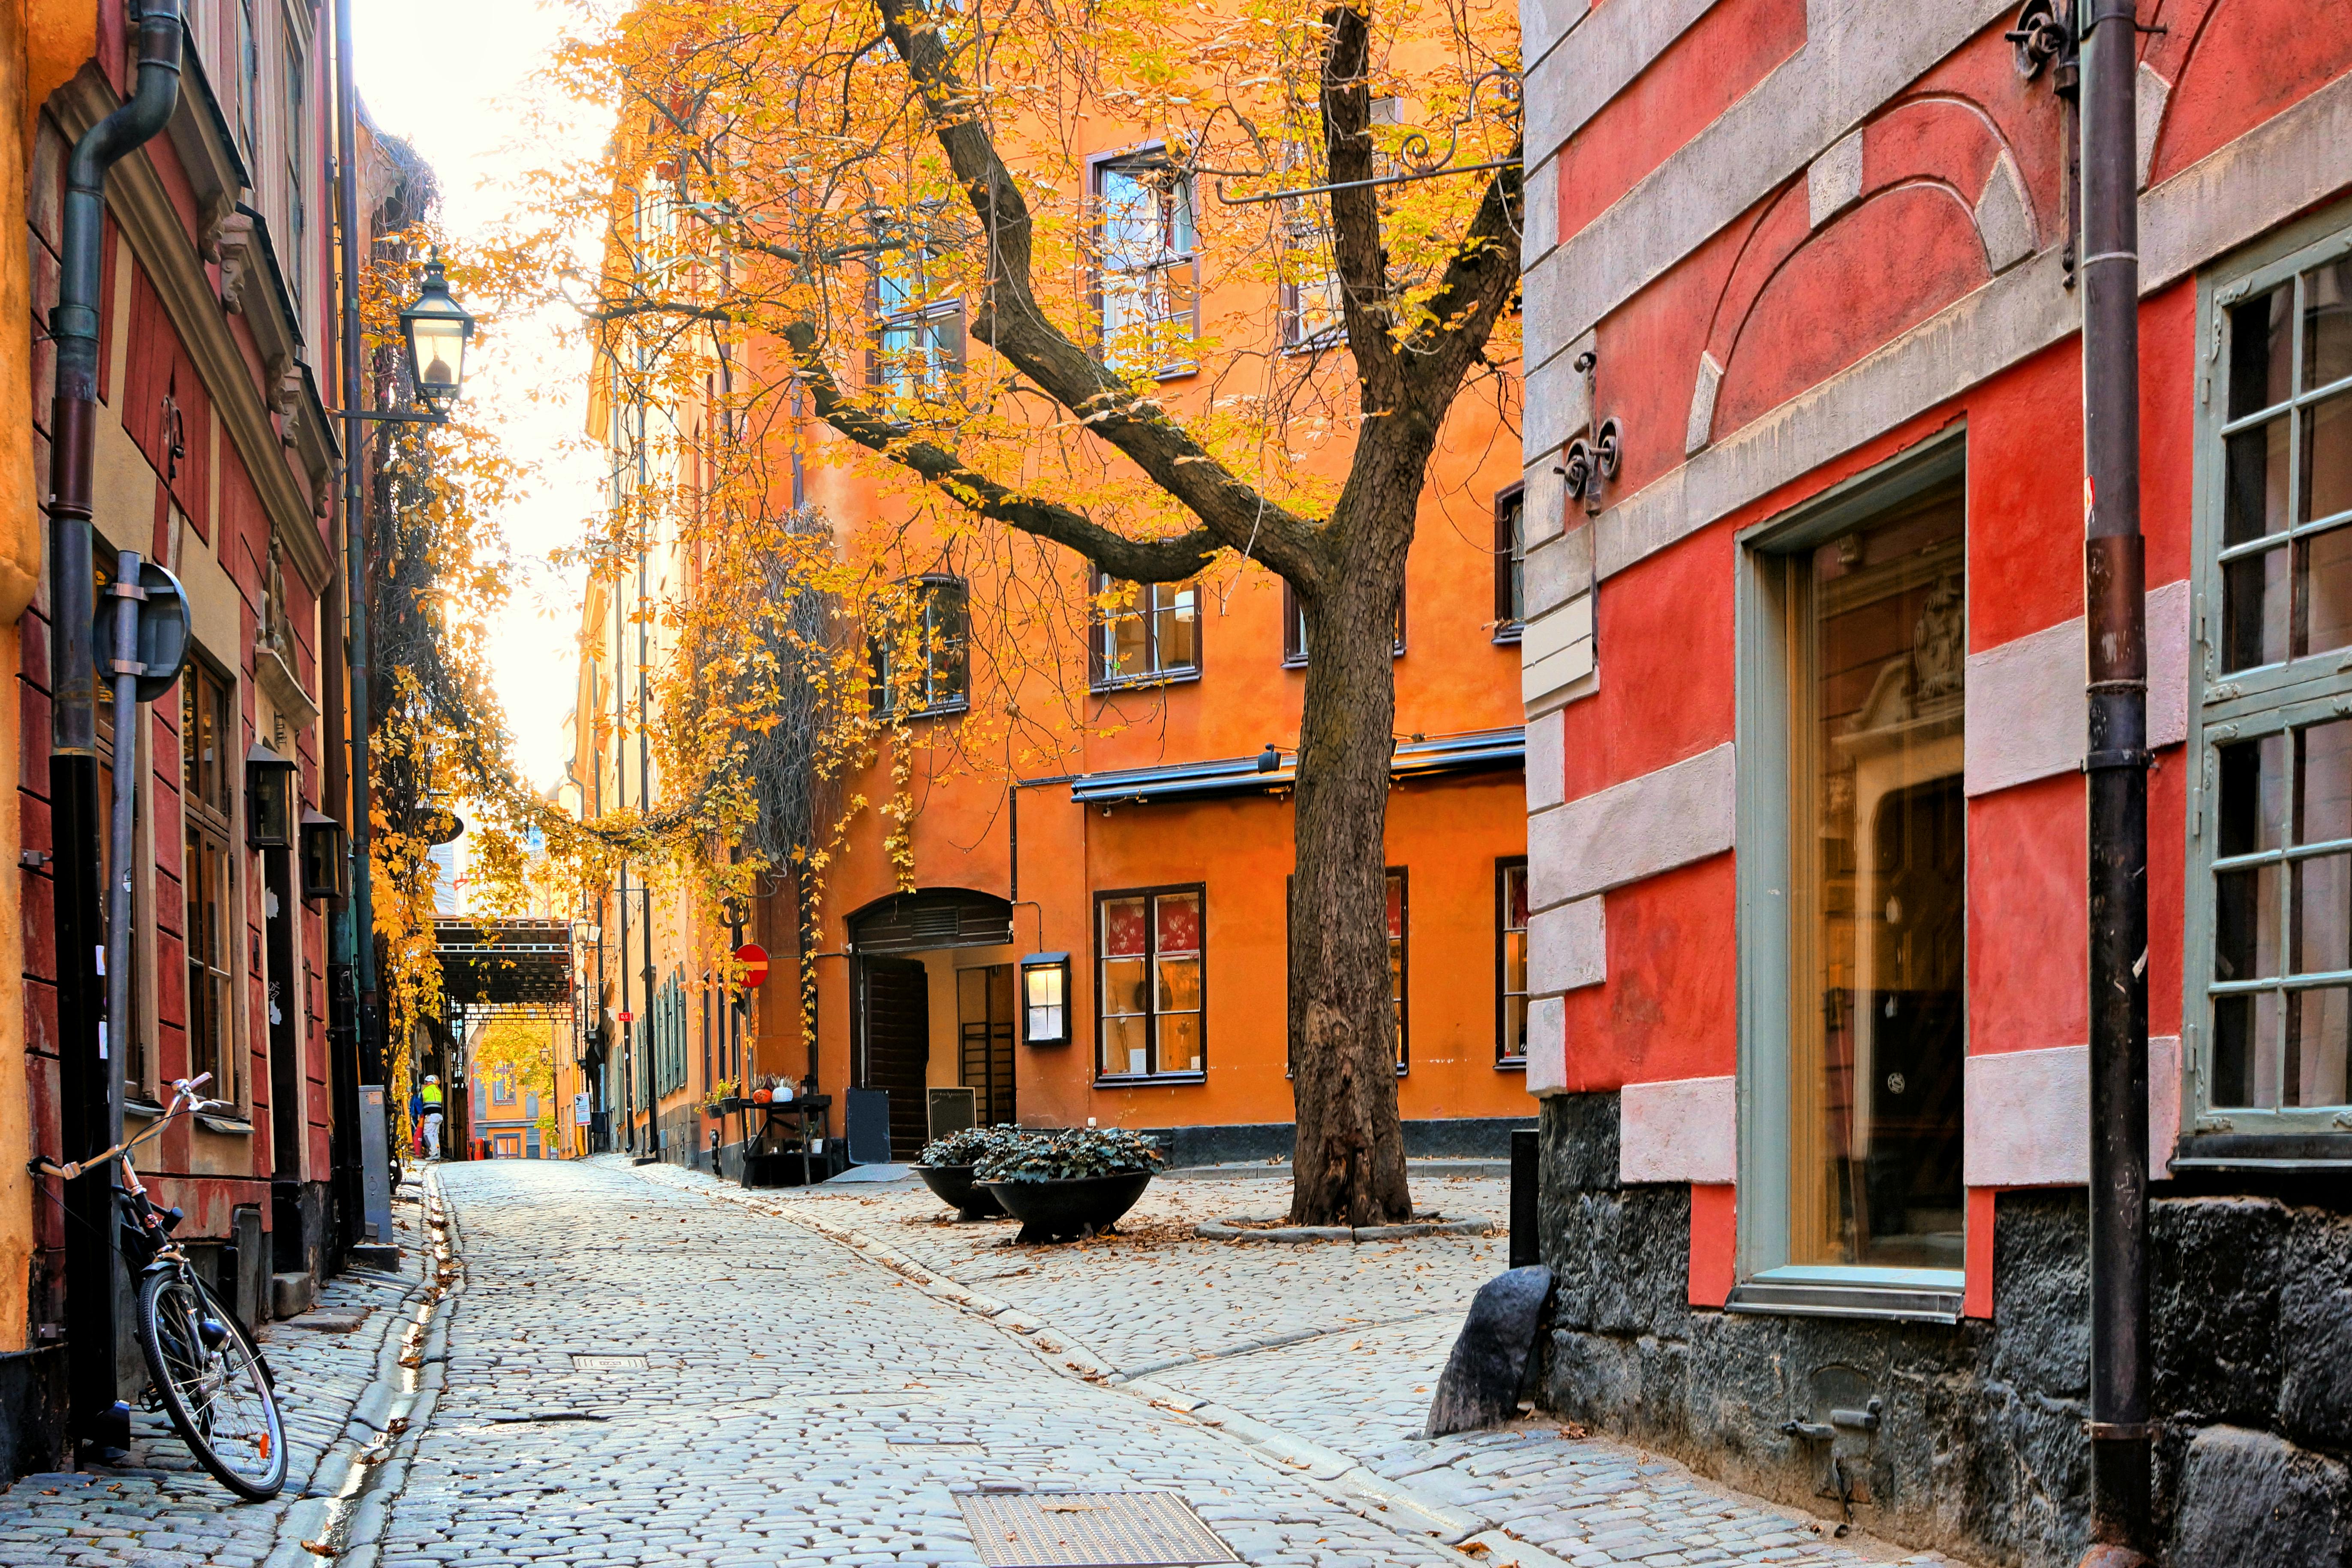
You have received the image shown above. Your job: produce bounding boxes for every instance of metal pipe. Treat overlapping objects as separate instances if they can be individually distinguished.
[637,378,656,1156]
[2079,0,2151,1556]
[44,0,182,1452]
[102,551,144,1150]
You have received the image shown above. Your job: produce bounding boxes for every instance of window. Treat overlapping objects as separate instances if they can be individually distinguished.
[493,1133,522,1159]
[1387,869,1408,1074]
[235,0,261,160]
[2193,222,2352,1135]
[1097,886,1204,1079]
[1092,575,1198,686]
[1282,580,1403,665]
[282,39,305,306]
[1496,485,1526,637]
[871,255,964,397]
[182,661,236,1102]
[1094,155,1198,376]
[1277,160,1342,353]
[491,1065,515,1105]
[1739,447,1967,1297]
[1497,859,1529,1066]
[875,575,970,715]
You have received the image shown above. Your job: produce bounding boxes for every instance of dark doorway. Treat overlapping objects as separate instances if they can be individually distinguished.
[858,956,931,1158]
[957,965,1015,1127]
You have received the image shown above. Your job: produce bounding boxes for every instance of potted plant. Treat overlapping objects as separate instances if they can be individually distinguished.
[914,1125,1015,1220]
[705,1080,740,1119]
[977,1128,1165,1242]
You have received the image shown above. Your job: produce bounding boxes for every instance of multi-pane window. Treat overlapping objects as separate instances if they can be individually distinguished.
[1386,869,1408,1074]
[183,661,236,1102]
[1282,581,1403,665]
[235,0,261,161]
[1093,576,1198,685]
[1098,887,1204,1079]
[872,257,964,397]
[1496,485,1526,636]
[2197,229,2352,1127]
[491,1065,516,1105]
[1497,859,1529,1066]
[1095,157,1198,375]
[876,575,970,716]
[282,39,305,306]
[1757,471,1967,1277]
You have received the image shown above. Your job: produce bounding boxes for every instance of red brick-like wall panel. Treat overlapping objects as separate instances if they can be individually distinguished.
[2146,0,2352,186]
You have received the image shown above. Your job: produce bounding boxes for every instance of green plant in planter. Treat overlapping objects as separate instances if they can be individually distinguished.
[917,1124,1017,1168]
[974,1127,1165,1183]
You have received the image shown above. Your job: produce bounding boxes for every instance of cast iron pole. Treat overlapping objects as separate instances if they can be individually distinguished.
[2080,0,2152,1556]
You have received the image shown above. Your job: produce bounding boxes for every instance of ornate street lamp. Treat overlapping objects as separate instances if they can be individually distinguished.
[399,252,474,412]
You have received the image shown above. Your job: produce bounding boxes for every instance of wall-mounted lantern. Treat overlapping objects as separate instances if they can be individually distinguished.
[246,743,298,848]
[400,251,475,410]
[300,809,348,902]
[1020,952,1071,1046]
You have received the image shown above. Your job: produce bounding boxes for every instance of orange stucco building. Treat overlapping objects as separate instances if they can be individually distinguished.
[567,85,1534,1167]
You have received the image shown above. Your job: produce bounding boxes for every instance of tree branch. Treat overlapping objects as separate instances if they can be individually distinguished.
[871,0,1324,589]
[1398,148,1523,406]
[780,321,1217,583]
[1319,0,1403,413]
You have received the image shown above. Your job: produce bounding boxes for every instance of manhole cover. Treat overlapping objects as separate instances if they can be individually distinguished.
[571,1354,650,1371]
[957,1491,1238,1567]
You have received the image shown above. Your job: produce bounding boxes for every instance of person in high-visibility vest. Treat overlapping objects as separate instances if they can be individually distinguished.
[420,1075,445,1160]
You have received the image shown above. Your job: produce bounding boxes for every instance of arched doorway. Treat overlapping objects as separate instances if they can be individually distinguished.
[845,888,1017,1157]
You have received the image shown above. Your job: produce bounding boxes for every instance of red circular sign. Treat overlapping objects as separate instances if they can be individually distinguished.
[733,943,769,992]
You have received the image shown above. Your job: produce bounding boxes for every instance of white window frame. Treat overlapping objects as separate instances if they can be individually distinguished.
[2181,201,2352,1165]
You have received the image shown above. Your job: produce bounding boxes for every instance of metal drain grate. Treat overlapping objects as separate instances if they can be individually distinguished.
[958,1491,1238,1567]
[570,1353,650,1371]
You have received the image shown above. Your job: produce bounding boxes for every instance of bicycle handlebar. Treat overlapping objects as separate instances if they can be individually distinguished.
[28,1074,221,1181]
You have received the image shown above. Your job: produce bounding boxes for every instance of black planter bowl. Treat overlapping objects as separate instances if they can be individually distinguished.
[915,1164,1005,1220]
[982,1171,1153,1243]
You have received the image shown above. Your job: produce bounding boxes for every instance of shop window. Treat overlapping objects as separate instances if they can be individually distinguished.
[2191,219,2352,1144]
[1097,886,1205,1080]
[1738,442,1966,1308]
[1497,859,1529,1066]
[1496,485,1526,639]
[874,575,970,717]
[182,659,237,1105]
[494,1133,521,1159]
[1282,580,1404,666]
[1094,154,1198,377]
[1091,575,1198,687]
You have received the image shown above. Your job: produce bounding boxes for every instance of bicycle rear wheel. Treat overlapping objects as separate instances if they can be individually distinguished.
[136,1268,288,1499]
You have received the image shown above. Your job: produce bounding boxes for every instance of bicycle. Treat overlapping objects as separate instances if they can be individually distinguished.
[34,1074,289,1499]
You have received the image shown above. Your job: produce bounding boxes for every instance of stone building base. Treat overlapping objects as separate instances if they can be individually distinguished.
[1535,1093,2352,1568]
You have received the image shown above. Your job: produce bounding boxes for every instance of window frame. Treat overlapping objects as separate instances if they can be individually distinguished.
[868,249,967,399]
[1090,572,1201,690]
[1732,430,1970,1320]
[1089,147,1201,380]
[1495,484,1526,640]
[1496,857,1529,1068]
[181,655,239,1110]
[874,573,972,719]
[1093,883,1208,1084]
[1388,867,1409,1075]
[1281,580,1404,667]
[2185,204,2352,1160]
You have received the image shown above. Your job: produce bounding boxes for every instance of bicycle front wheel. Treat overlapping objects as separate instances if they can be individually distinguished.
[137,1268,288,1500]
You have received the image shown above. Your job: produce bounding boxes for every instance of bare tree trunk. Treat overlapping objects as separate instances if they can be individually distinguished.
[1287,519,1414,1227]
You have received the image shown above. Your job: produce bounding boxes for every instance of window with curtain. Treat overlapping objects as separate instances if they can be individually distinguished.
[1097,887,1205,1079]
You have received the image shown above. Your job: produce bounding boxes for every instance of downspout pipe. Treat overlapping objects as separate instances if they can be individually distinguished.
[2078,0,2151,1560]
[45,0,183,1453]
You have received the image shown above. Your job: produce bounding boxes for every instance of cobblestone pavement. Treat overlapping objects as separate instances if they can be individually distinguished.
[0,1185,434,1568]
[625,1159,1970,1568]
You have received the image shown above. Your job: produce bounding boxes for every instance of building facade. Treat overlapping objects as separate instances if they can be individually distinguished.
[1516,3,2352,1562]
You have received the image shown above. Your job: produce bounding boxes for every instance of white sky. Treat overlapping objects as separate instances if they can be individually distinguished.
[350,0,613,795]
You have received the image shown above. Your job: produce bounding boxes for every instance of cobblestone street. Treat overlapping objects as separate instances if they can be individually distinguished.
[351,1158,1966,1568]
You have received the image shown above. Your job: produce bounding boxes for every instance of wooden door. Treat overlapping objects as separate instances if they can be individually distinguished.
[956,965,1015,1128]
[859,956,932,1159]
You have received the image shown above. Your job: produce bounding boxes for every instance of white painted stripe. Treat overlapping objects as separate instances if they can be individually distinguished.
[1529,895,1605,994]
[1526,995,1568,1096]
[1528,742,1735,911]
[1962,1037,2181,1187]
[1962,579,2190,797]
[1620,1075,1736,1185]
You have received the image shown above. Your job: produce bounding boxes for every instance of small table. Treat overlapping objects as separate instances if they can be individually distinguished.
[736,1094,832,1187]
